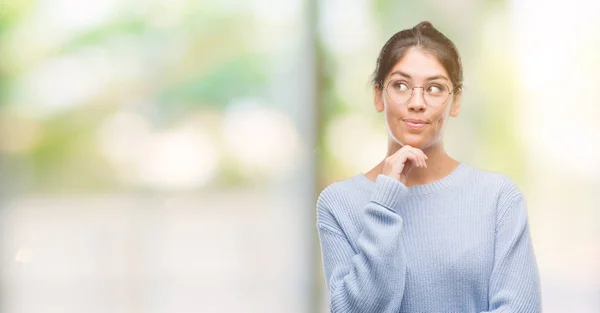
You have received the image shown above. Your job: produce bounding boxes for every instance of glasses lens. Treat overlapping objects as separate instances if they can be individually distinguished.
[424,84,450,106]
[386,80,412,104]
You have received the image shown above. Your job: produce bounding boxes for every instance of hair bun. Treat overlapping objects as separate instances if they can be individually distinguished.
[414,21,434,30]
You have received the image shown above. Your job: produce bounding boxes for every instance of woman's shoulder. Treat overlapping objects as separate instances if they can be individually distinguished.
[462,164,533,228]
[317,174,369,206]
[316,173,375,215]
[463,163,524,200]
[316,174,374,231]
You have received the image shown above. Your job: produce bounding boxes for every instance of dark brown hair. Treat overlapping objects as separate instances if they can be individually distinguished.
[372,21,463,93]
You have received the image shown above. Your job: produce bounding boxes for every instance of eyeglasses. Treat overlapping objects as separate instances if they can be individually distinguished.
[384,79,454,107]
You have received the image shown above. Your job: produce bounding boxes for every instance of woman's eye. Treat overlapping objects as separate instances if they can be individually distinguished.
[427,85,443,93]
[393,82,409,91]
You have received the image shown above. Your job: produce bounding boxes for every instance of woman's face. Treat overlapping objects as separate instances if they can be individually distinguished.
[374,47,461,150]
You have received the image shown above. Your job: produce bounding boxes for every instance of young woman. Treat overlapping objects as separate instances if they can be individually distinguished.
[316,21,541,312]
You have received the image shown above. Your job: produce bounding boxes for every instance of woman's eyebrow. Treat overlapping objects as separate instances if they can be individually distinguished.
[389,70,412,79]
[426,75,449,82]
[390,70,449,81]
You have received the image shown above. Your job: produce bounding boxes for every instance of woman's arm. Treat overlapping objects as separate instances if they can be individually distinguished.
[483,190,541,313]
[316,175,408,313]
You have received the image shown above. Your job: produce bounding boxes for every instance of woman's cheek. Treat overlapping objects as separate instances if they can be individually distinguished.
[384,107,399,125]
[436,116,445,129]
[434,111,448,129]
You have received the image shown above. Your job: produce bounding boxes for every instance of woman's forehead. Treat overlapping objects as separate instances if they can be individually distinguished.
[388,48,449,81]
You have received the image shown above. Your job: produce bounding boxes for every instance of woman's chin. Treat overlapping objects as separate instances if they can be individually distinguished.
[396,134,426,148]
[404,142,423,149]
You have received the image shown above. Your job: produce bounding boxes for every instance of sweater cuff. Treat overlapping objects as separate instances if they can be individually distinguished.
[370,174,409,212]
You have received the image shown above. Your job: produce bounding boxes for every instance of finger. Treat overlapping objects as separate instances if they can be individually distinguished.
[395,145,424,168]
[391,151,411,174]
[394,151,410,172]
[402,150,422,168]
[408,149,425,168]
[407,146,427,167]
[393,145,411,160]
[413,148,426,167]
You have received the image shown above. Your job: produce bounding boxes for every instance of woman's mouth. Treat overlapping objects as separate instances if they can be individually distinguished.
[403,119,428,129]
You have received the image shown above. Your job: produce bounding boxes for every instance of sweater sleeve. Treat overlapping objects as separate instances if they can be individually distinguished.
[316,175,408,313]
[482,192,542,313]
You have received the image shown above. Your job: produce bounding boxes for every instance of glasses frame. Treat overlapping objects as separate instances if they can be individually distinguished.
[383,79,454,107]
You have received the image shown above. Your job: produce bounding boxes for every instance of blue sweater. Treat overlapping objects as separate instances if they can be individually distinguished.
[316,163,541,312]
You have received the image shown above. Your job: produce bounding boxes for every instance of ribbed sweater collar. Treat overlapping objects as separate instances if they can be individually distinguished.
[357,162,471,196]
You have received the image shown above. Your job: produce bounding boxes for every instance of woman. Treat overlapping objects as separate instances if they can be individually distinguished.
[316,21,541,312]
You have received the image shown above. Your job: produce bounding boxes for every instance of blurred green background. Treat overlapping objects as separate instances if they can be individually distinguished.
[0,0,599,312]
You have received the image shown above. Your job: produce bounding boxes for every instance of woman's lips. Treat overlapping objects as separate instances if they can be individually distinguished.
[403,119,428,129]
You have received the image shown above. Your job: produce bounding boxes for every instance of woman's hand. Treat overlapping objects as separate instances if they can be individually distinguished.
[381,145,428,185]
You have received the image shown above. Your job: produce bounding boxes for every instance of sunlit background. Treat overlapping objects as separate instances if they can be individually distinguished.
[0,0,599,312]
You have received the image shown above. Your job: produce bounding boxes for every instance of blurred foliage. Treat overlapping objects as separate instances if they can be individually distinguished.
[0,0,33,31]
[372,0,425,32]
[0,1,269,191]
[0,1,33,108]
[29,106,118,191]
[58,19,148,54]
[160,54,267,109]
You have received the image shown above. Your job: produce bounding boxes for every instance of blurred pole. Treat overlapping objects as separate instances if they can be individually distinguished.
[0,154,26,312]
[307,0,326,312]
[309,0,328,311]
[266,0,319,311]
[271,0,321,311]
[300,0,322,311]
[0,154,4,312]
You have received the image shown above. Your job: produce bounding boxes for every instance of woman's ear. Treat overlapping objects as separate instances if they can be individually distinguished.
[374,85,384,112]
[450,93,461,117]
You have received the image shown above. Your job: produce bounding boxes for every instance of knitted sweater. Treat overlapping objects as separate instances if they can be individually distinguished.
[316,163,541,312]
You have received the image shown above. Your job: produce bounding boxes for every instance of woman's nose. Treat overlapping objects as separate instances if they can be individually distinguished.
[407,87,426,111]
